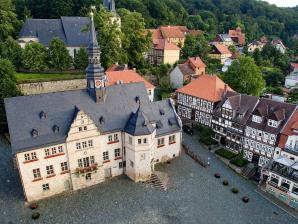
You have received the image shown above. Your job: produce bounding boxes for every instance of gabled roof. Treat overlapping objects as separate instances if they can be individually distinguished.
[271,39,286,49]
[213,92,259,125]
[124,105,155,136]
[159,26,185,39]
[19,17,91,47]
[247,98,296,135]
[176,75,234,102]
[154,39,180,51]
[178,64,195,77]
[211,44,232,55]
[5,83,180,154]
[278,110,298,149]
[188,57,206,69]
[106,70,155,89]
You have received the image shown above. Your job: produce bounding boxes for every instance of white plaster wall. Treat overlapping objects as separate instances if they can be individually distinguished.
[170,66,183,89]
[154,132,182,163]
[16,144,70,202]
[285,77,298,88]
[164,50,180,65]
[125,132,155,182]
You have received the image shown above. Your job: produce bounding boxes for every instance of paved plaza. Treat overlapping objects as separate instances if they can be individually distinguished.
[0,135,297,224]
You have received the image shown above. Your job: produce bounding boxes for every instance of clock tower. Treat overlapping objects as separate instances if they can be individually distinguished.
[86,12,107,103]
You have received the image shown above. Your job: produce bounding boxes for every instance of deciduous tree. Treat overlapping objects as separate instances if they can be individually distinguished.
[22,42,48,71]
[74,48,88,70]
[48,38,72,70]
[222,56,265,96]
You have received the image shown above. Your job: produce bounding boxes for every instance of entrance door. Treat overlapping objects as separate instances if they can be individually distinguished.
[104,168,111,178]
[252,154,260,166]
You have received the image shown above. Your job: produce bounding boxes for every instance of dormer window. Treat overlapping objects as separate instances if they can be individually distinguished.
[268,119,279,128]
[252,115,262,123]
[53,125,60,133]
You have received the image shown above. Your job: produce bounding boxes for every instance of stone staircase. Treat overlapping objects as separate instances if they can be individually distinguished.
[145,171,169,191]
[242,163,257,179]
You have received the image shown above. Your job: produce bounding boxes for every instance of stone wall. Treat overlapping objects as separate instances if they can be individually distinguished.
[19,79,87,95]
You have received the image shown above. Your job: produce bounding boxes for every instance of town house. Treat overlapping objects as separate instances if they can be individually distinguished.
[243,99,296,167]
[176,75,233,127]
[212,92,259,153]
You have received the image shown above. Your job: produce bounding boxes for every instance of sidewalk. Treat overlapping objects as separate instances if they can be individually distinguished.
[255,187,298,219]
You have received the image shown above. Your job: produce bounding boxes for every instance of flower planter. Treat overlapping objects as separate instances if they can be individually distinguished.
[242,196,249,203]
[222,180,229,186]
[214,173,221,178]
[30,203,38,210]
[231,188,239,194]
[32,212,40,220]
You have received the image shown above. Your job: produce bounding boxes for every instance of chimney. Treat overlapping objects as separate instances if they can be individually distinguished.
[115,62,119,66]
[133,68,136,72]
[124,64,128,70]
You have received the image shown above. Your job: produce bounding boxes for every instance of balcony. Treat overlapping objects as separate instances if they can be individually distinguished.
[75,163,98,174]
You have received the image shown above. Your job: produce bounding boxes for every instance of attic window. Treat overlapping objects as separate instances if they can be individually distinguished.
[160,109,165,116]
[40,111,47,119]
[31,129,39,137]
[53,125,60,133]
[99,116,105,124]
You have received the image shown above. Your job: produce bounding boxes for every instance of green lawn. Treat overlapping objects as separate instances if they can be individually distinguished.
[215,148,237,159]
[15,72,85,83]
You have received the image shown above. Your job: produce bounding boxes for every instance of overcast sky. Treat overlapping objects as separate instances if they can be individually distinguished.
[261,0,297,7]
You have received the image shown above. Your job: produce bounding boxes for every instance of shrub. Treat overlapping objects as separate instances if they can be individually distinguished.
[230,157,249,167]
[215,149,237,159]
[214,173,221,178]
[32,212,40,220]
[222,180,229,186]
[195,124,215,145]
[231,188,239,194]
[242,196,249,203]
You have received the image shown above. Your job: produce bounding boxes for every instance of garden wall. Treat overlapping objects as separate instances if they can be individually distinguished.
[19,79,86,95]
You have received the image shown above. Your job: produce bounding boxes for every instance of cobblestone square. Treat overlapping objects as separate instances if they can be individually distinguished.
[0,135,296,224]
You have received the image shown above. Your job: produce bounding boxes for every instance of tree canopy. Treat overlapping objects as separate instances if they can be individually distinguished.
[0,59,21,131]
[222,56,265,96]
[48,37,72,70]
[22,42,48,71]
[182,34,210,60]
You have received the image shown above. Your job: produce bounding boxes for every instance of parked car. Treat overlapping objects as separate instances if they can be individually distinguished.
[183,125,194,135]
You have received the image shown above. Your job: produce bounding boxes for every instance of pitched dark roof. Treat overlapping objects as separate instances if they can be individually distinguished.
[5,83,181,154]
[247,98,296,135]
[19,17,91,47]
[124,106,155,136]
[213,92,259,125]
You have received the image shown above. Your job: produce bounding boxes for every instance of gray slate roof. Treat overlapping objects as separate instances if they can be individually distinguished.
[124,106,155,136]
[213,92,259,126]
[5,83,181,154]
[19,17,91,47]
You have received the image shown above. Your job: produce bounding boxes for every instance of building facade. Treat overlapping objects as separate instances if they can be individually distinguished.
[212,93,259,153]
[5,16,182,202]
[208,44,232,64]
[170,57,206,89]
[285,63,298,89]
[243,99,296,167]
[176,75,233,127]
[262,156,298,210]
[18,17,91,58]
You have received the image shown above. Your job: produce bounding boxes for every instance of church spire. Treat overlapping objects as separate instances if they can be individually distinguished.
[86,9,107,103]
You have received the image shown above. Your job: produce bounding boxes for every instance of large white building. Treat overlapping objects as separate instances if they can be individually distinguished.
[5,16,182,202]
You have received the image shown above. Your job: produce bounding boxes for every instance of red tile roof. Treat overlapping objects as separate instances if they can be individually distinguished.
[106,70,155,89]
[154,39,180,51]
[159,26,185,39]
[213,44,232,55]
[187,57,206,69]
[176,75,234,102]
[278,110,298,149]
[291,63,298,69]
